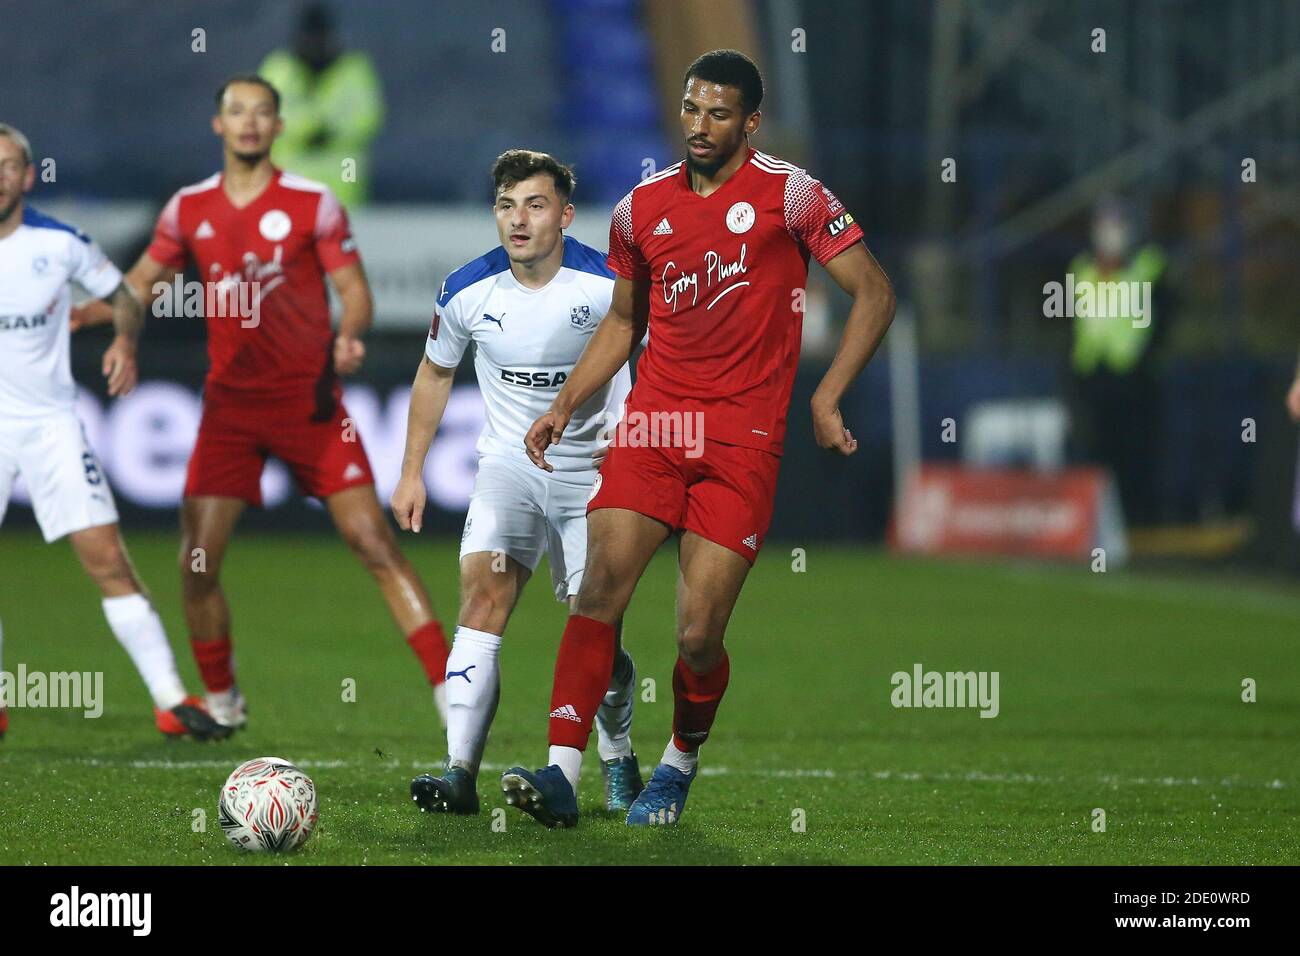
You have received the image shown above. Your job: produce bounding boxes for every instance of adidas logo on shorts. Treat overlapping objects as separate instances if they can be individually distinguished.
[548,704,582,722]
[742,533,759,551]
[343,463,364,481]
[653,217,673,236]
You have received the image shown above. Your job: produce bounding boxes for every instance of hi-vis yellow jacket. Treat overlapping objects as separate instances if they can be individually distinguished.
[259,50,385,208]
[1069,245,1166,376]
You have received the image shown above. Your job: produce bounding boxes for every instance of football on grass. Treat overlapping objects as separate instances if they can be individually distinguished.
[218,757,318,853]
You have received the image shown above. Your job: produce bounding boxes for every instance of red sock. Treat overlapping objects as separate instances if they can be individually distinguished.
[190,635,235,693]
[405,620,450,686]
[547,615,617,750]
[672,652,730,752]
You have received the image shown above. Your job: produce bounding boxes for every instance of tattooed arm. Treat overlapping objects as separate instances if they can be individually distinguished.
[101,280,143,397]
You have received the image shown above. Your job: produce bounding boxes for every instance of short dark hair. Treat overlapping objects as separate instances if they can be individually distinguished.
[214,74,281,113]
[683,49,764,114]
[491,149,576,202]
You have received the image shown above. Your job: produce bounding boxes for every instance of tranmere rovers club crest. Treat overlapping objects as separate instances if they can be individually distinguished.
[570,305,593,330]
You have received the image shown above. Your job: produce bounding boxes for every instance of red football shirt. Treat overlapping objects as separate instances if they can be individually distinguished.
[147,168,360,400]
[607,148,865,455]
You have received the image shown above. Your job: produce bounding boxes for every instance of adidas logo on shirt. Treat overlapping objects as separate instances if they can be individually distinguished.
[548,704,582,722]
[195,220,215,239]
[653,218,673,236]
[742,533,759,551]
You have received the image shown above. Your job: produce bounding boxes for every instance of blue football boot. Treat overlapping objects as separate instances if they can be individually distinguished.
[625,762,697,826]
[601,753,644,813]
[500,764,579,829]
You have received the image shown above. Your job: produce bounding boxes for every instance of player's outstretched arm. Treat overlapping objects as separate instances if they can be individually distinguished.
[525,274,649,471]
[811,243,896,456]
[329,262,374,376]
[392,356,456,532]
[100,281,144,397]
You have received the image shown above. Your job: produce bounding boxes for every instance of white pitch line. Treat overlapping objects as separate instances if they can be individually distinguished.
[61,757,1287,789]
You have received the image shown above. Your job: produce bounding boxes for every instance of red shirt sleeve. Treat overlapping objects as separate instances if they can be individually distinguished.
[784,171,864,266]
[606,190,649,282]
[313,189,362,273]
[146,192,188,270]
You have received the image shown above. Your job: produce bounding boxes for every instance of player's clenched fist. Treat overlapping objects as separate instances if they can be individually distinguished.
[811,399,859,456]
[334,334,366,376]
[525,408,571,472]
[1287,377,1300,423]
[390,474,427,533]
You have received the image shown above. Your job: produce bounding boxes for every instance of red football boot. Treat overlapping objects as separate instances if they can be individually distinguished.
[155,696,232,741]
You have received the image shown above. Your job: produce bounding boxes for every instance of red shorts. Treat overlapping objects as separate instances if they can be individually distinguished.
[184,391,374,506]
[587,437,780,562]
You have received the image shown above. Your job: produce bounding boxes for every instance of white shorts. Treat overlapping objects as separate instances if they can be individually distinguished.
[0,413,119,542]
[459,453,596,601]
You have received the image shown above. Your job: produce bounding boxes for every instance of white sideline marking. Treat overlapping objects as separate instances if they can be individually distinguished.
[63,757,1287,789]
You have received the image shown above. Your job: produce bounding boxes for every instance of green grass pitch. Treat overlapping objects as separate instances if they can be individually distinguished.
[1,528,1297,865]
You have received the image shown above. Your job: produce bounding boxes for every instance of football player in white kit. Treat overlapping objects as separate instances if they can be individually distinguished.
[0,124,228,742]
[391,150,641,814]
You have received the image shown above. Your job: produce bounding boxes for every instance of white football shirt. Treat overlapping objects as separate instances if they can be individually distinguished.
[425,236,630,473]
[0,207,122,421]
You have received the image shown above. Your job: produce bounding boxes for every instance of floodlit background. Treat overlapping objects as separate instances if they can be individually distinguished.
[4,0,1300,570]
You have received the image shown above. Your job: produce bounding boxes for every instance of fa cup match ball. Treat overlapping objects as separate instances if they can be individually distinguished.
[218,757,318,853]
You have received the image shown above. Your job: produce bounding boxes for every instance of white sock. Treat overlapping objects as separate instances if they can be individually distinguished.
[596,648,635,761]
[102,593,186,711]
[444,626,501,776]
[661,738,699,775]
[548,745,584,794]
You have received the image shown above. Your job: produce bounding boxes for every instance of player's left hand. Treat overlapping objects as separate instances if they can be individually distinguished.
[102,335,139,397]
[812,400,858,456]
[334,335,366,376]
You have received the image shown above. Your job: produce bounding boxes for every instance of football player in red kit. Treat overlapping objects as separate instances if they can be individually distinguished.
[501,50,896,826]
[73,76,449,729]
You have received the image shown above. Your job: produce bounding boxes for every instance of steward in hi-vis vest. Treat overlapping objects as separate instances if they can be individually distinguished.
[1066,202,1172,528]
